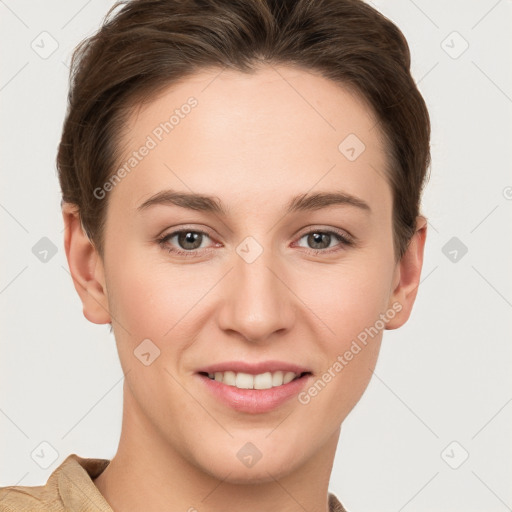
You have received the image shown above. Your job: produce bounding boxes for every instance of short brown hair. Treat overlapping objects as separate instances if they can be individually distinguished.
[57,0,431,261]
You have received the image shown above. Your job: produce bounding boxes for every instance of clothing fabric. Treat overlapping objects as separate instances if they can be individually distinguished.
[0,454,348,511]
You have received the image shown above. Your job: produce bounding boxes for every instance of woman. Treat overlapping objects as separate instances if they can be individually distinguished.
[0,0,430,510]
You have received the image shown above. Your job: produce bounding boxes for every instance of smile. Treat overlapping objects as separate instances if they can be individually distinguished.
[201,370,309,390]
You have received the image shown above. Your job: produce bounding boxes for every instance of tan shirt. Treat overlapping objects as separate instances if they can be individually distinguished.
[0,454,349,511]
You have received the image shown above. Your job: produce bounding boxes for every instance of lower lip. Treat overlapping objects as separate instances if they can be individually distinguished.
[197,373,312,414]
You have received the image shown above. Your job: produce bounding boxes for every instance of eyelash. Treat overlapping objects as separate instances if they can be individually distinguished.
[157,227,354,258]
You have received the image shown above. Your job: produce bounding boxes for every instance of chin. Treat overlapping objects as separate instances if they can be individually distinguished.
[191,442,305,484]
[205,461,297,485]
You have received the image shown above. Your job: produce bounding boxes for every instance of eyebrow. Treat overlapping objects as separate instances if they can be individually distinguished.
[136,189,371,215]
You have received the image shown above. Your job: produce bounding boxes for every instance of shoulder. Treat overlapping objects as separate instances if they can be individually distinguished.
[329,491,350,512]
[0,480,63,512]
[0,454,111,512]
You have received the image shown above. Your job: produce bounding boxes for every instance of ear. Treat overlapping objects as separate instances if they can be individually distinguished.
[62,202,111,325]
[385,216,427,330]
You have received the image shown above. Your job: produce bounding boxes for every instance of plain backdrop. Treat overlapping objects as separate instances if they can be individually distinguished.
[1,1,511,511]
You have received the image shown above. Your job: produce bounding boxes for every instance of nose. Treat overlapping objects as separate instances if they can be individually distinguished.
[216,247,296,343]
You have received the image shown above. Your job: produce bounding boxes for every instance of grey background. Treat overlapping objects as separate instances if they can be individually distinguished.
[1,1,511,511]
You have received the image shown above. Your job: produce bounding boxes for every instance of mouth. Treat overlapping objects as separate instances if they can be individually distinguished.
[195,363,313,413]
[198,370,311,390]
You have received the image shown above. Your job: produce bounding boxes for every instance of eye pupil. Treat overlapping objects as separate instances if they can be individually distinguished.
[308,232,330,249]
[178,231,202,250]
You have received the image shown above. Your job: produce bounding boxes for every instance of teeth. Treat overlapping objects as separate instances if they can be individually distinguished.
[254,372,272,389]
[283,371,296,384]
[236,372,253,389]
[272,371,284,386]
[223,371,236,386]
[205,370,303,389]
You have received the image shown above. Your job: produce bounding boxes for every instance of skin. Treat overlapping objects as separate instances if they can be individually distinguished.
[62,65,427,512]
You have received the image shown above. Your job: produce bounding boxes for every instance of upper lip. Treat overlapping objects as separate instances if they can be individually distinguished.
[197,360,312,375]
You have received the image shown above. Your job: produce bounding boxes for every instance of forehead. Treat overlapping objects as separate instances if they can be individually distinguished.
[111,64,391,216]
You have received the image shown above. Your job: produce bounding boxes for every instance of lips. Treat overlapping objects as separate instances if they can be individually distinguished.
[197,372,312,413]
[196,361,312,390]
[195,360,313,413]
[196,360,312,375]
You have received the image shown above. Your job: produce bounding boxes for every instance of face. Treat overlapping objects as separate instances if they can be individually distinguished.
[90,65,405,482]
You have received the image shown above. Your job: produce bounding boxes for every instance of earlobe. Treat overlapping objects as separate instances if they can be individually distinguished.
[386,216,428,330]
[62,202,111,325]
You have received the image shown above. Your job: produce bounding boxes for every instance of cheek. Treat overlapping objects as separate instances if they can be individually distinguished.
[294,265,387,423]
[108,266,173,338]
[104,249,219,354]
[294,258,392,345]
[290,257,391,409]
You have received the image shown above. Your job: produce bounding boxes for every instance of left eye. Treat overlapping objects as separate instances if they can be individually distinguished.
[295,230,352,252]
